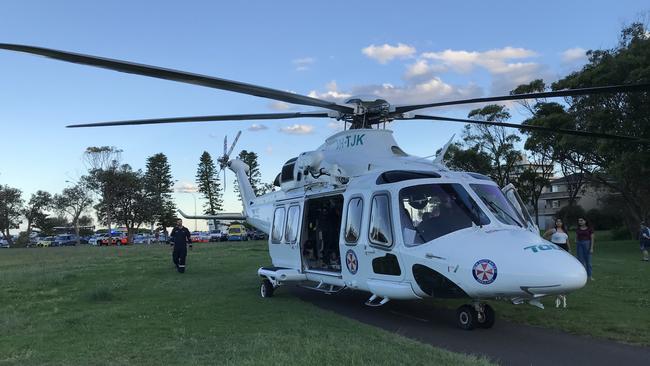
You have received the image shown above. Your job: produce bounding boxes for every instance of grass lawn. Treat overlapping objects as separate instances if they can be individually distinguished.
[0,242,492,366]
[441,232,650,346]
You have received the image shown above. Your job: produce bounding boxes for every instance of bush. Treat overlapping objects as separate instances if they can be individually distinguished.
[557,205,586,229]
[610,226,633,240]
[586,208,624,230]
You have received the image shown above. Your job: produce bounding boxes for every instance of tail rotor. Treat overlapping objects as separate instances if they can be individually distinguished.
[217,130,242,191]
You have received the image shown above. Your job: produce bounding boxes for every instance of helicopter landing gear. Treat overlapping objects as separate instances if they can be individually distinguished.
[456,302,495,330]
[260,279,275,298]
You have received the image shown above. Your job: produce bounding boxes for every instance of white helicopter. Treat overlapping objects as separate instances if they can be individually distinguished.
[2,44,649,330]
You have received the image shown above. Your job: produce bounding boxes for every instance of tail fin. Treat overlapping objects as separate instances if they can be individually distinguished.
[433,134,455,166]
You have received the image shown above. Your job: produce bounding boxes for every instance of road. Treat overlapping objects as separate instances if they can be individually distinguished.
[290,287,650,366]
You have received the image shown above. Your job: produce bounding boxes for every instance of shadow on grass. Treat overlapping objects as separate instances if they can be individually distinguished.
[87,285,115,302]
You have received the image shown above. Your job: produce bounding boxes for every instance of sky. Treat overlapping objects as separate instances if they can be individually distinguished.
[1,0,647,231]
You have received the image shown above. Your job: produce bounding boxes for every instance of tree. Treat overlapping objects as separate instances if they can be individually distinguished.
[516,168,551,224]
[22,190,53,237]
[522,23,650,234]
[38,216,70,236]
[233,150,262,199]
[144,153,176,230]
[95,165,153,243]
[443,143,494,175]
[195,151,223,214]
[54,182,93,245]
[0,185,23,245]
[84,146,122,243]
[462,105,522,187]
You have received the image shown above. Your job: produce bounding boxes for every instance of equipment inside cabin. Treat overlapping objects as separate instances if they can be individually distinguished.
[302,195,343,272]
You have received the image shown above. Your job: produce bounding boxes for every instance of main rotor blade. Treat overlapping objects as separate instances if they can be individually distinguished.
[400,114,649,142]
[0,43,354,114]
[66,112,329,128]
[394,83,650,114]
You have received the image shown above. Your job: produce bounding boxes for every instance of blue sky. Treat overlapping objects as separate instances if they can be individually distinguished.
[1,0,647,230]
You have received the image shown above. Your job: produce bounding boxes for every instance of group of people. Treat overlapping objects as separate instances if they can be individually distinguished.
[543,217,595,308]
[544,218,650,308]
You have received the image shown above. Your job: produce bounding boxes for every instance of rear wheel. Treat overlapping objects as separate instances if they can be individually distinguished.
[456,304,476,330]
[260,279,274,298]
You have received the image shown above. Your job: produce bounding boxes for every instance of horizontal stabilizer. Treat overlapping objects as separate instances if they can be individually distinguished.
[178,209,245,221]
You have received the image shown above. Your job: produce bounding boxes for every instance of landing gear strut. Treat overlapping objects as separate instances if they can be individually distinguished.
[456,303,495,330]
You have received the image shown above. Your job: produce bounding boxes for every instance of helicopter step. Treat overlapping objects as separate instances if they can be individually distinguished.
[365,294,390,307]
[299,280,346,295]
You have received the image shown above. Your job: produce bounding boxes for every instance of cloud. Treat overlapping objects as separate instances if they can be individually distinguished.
[279,124,315,135]
[269,101,293,110]
[561,47,587,64]
[308,80,353,103]
[362,43,416,64]
[175,182,198,193]
[292,57,315,71]
[404,59,447,81]
[248,124,268,132]
[421,46,537,74]
[265,145,273,155]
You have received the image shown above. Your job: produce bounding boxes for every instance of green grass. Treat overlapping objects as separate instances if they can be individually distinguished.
[440,232,650,346]
[0,242,492,366]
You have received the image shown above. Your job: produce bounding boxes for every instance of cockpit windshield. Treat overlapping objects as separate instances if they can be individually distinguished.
[399,184,489,246]
[470,184,525,227]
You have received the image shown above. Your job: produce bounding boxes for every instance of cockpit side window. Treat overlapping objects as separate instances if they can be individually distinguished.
[470,184,525,227]
[400,184,489,246]
[369,194,393,248]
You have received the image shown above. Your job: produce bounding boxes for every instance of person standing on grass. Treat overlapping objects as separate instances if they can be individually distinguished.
[544,218,571,307]
[575,217,595,281]
[639,222,650,262]
[170,219,192,273]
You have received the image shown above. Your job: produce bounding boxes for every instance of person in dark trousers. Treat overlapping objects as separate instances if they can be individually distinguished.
[170,219,192,273]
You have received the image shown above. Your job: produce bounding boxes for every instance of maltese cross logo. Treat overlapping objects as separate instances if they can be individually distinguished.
[472,259,497,285]
[346,250,358,274]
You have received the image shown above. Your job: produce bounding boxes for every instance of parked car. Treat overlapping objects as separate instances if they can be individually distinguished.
[133,234,152,244]
[36,236,54,247]
[0,238,9,248]
[100,234,128,246]
[249,230,268,240]
[51,234,78,247]
[209,230,227,242]
[227,225,248,241]
[190,232,210,243]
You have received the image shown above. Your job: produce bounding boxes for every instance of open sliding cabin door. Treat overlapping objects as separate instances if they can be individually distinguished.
[269,200,304,270]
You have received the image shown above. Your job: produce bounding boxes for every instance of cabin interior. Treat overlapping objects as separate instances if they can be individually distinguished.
[301,195,343,272]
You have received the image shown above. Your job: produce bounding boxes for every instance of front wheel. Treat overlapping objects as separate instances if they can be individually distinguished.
[456,304,476,330]
[476,304,496,329]
[260,279,274,298]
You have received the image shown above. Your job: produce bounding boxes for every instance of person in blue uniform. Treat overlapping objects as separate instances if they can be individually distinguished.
[170,219,192,273]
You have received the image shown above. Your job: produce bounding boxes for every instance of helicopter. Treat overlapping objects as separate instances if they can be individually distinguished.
[2,43,649,330]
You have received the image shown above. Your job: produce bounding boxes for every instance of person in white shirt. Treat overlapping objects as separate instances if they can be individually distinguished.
[544,218,571,308]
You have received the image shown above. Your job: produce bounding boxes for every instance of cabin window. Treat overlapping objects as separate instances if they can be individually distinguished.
[344,197,363,244]
[284,205,301,244]
[470,184,524,228]
[369,194,393,247]
[271,207,286,243]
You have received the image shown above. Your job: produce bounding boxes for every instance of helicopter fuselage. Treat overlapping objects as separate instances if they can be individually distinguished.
[229,128,587,309]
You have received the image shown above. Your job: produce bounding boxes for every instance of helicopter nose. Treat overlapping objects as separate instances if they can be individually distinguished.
[523,251,587,295]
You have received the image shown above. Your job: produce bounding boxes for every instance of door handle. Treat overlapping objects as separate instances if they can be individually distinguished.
[425,253,446,260]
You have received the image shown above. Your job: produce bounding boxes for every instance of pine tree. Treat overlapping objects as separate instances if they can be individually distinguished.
[195,151,223,214]
[233,150,262,200]
[144,153,176,229]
